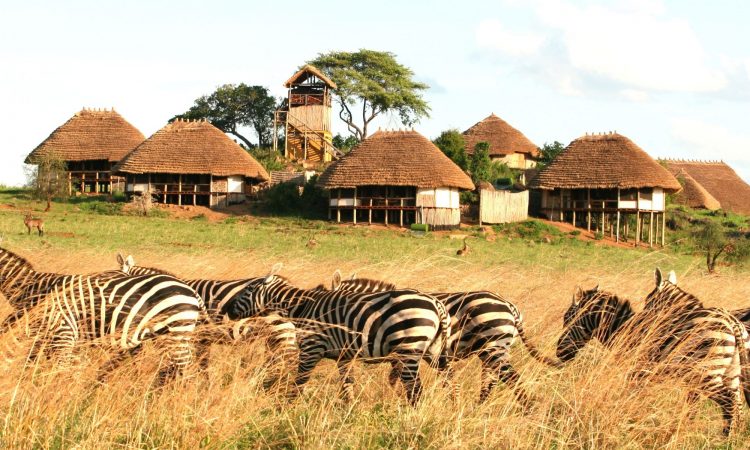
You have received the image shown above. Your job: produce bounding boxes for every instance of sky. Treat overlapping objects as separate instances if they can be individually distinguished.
[1,0,749,186]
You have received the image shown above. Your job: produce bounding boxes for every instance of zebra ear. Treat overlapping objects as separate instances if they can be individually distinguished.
[667,270,677,285]
[116,253,124,265]
[265,263,283,283]
[349,272,357,281]
[593,284,600,292]
[126,255,134,267]
[331,270,342,290]
[654,268,664,288]
[573,286,583,305]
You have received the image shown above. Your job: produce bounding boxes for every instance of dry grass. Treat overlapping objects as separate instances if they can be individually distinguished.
[1,221,750,448]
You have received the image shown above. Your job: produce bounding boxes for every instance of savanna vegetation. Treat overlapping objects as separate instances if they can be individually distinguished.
[1,188,749,448]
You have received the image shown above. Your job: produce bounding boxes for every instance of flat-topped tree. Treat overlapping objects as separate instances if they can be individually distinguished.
[309,50,430,141]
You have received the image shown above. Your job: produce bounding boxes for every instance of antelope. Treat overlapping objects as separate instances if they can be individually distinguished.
[456,238,469,256]
[24,214,44,236]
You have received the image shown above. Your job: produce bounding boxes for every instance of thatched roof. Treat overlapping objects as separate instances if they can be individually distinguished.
[463,113,539,157]
[317,130,474,190]
[672,169,721,210]
[284,64,337,89]
[663,160,750,215]
[529,132,681,192]
[114,119,269,180]
[25,108,144,164]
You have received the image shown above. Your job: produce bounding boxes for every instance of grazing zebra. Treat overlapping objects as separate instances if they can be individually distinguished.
[3,272,205,383]
[326,272,560,404]
[0,246,127,334]
[732,307,750,332]
[643,269,704,312]
[226,263,451,405]
[118,256,298,388]
[557,282,750,435]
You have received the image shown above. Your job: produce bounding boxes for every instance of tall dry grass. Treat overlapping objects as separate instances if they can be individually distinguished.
[0,246,748,448]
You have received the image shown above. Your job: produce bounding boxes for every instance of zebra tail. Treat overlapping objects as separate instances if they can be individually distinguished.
[433,298,451,355]
[516,318,562,369]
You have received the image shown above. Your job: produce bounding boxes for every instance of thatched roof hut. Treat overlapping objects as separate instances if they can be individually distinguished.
[463,114,539,169]
[529,133,680,191]
[115,119,269,208]
[529,132,680,247]
[115,119,268,179]
[25,108,144,194]
[663,160,750,215]
[672,169,721,210]
[319,129,474,229]
[319,129,474,190]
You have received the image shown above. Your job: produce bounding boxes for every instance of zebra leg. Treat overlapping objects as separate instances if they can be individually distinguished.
[396,355,423,406]
[710,388,739,436]
[155,336,195,387]
[288,339,325,401]
[48,323,77,369]
[387,360,401,387]
[337,360,355,403]
[97,346,143,383]
[440,361,460,401]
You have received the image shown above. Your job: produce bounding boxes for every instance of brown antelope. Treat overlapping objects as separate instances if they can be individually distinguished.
[24,214,44,236]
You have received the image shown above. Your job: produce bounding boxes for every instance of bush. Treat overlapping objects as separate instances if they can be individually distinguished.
[261,175,328,219]
[460,191,478,205]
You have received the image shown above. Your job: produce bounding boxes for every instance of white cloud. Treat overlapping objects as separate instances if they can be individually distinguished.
[475,19,545,57]
[620,89,649,102]
[477,0,728,97]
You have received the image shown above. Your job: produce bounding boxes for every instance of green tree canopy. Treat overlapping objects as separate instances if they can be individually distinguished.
[332,133,360,153]
[309,50,430,140]
[433,129,468,171]
[537,141,566,169]
[174,84,278,148]
[25,154,67,211]
[470,142,493,185]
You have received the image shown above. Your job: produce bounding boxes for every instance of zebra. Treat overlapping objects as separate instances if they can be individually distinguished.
[3,271,205,383]
[0,246,128,335]
[324,271,560,404]
[225,263,451,405]
[117,255,298,389]
[557,281,750,435]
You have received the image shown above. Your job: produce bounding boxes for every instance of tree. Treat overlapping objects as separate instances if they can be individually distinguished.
[332,133,359,153]
[433,129,468,171]
[309,50,430,141]
[537,141,565,169]
[174,84,278,148]
[692,219,750,273]
[25,154,67,211]
[470,142,493,185]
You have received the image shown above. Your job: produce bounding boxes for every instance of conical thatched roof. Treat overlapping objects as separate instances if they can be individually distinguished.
[284,64,337,89]
[529,133,681,192]
[318,130,474,190]
[672,169,721,210]
[663,160,750,215]
[463,113,539,157]
[114,119,269,180]
[25,108,144,164]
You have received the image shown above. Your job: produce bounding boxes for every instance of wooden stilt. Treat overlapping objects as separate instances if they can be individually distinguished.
[384,187,389,226]
[649,211,654,247]
[337,189,341,223]
[587,189,591,232]
[178,174,182,206]
[353,187,357,225]
[368,199,372,224]
[635,211,640,246]
[399,199,404,227]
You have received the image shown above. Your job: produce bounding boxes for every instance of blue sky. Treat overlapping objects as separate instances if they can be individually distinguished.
[2,0,749,186]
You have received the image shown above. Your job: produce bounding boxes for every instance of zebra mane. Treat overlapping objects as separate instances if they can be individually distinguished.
[338,278,397,292]
[132,265,177,277]
[0,247,35,269]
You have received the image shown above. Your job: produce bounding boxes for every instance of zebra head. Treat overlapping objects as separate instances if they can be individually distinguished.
[226,263,284,320]
[557,284,608,362]
[654,268,678,290]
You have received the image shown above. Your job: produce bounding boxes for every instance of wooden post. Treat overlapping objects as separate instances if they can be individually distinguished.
[368,198,372,224]
[615,189,620,242]
[353,187,357,225]
[601,202,605,235]
[559,190,563,221]
[194,184,197,206]
[649,211,654,247]
[178,175,182,206]
[337,189,341,223]
[81,173,85,193]
[400,198,404,227]
[587,188,591,232]
[95,172,99,194]
[662,212,666,246]
[68,172,72,196]
[385,187,389,226]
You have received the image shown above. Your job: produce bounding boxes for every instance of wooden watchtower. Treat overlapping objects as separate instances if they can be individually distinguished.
[273,65,339,164]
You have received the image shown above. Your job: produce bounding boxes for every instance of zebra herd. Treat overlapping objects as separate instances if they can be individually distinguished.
[2,245,750,436]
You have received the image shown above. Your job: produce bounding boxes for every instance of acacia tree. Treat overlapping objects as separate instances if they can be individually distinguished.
[537,141,565,169]
[26,154,67,211]
[309,50,430,141]
[174,84,278,148]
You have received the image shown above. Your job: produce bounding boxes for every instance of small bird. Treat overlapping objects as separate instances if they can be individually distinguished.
[456,238,469,256]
